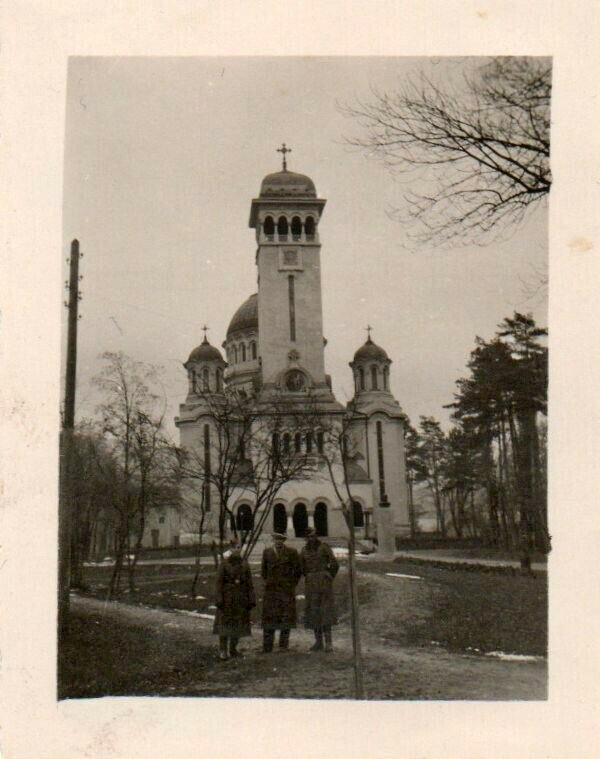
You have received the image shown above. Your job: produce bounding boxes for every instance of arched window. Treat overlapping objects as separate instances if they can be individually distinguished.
[305,216,315,239]
[383,366,389,390]
[202,367,209,391]
[263,215,274,238]
[317,430,324,454]
[352,501,365,527]
[233,345,238,363]
[272,432,280,456]
[291,216,302,240]
[277,216,288,239]
[251,341,257,360]
[358,366,365,391]
[371,365,378,390]
[282,432,291,455]
[216,367,223,392]
[241,343,246,362]
[294,432,302,453]
[306,431,313,453]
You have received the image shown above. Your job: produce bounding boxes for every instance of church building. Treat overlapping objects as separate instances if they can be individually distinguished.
[175,148,410,548]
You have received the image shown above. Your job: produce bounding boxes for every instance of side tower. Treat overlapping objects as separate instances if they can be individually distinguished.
[249,147,337,408]
[175,334,227,537]
[348,332,410,539]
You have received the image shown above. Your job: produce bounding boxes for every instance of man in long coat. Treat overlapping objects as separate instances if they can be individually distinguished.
[261,531,302,652]
[213,544,256,660]
[300,528,339,652]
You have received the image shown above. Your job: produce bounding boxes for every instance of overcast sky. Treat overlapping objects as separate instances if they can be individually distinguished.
[63,57,547,437]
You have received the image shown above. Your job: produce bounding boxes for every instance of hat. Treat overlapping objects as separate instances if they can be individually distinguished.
[271,531,287,541]
[304,528,316,538]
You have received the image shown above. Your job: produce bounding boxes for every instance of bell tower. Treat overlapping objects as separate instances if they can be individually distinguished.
[249,147,335,405]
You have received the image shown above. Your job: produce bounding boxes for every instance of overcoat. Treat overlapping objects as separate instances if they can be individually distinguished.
[212,556,256,638]
[261,544,302,630]
[300,540,339,629]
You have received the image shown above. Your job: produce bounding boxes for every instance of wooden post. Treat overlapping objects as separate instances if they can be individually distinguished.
[347,516,365,699]
[58,239,81,637]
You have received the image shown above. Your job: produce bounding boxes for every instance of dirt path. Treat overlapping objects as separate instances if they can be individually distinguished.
[69,594,547,700]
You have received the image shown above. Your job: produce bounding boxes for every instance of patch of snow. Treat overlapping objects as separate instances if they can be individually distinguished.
[332,547,348,557]
[295,594,305,600]
[208,605,217,610]
[385,572,423,581]
[176,610,215,620]
[195,595,206,600]
[485,651,544,662]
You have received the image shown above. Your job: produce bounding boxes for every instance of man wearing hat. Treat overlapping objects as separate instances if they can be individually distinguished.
[300,528,339,652]
[260,530,302,652]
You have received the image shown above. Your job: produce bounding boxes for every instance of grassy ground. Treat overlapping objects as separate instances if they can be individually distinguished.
[80,558,547,656]
[59,596,547,700]
[388,559,547,656]
[60,559,547,699]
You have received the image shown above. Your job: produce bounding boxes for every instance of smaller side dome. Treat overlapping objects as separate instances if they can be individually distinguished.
[186,335,224,365]
[352,336,389,363]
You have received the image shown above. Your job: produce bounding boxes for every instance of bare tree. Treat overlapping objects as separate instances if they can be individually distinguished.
[92,352,176,596]
[342,57,551,245]
[176,390,320,563]
[317,404,366,700]
[69,421,120,586]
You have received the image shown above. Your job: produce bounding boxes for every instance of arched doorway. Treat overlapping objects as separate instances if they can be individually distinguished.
[352,501,365,528]
[273,503,287,534]
[314,502,328,537]
[236,503,254,532]
[292,502,308,537]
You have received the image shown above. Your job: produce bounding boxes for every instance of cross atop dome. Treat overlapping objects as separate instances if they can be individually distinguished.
[201,324,209,343]
[276,143,292,171]
[365,324,373,341]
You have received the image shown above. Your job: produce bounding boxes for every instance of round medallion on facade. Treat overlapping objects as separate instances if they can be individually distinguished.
[284,369,306,392]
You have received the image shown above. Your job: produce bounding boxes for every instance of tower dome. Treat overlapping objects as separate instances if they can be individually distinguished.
[259,170,317,199]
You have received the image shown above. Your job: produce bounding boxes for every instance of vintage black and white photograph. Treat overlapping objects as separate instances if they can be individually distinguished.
[57,56,550,701]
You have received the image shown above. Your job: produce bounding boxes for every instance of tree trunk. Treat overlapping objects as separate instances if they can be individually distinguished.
[190,511,206,597]
[346,519,365,700]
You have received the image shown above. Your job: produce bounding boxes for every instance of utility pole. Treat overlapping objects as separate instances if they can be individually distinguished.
[58,239,82,638]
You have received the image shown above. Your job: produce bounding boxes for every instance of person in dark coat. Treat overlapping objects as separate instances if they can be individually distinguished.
[261,531,302,652]
[300,528,339,652]
[213,543,256,660]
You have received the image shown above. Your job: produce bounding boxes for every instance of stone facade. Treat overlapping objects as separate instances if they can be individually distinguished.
[175,160,410,547]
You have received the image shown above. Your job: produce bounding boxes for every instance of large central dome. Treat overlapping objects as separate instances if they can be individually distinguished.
[227,293,258,337]
[259,170,317,198]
